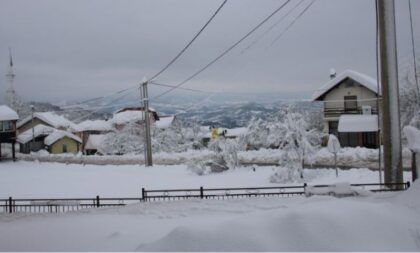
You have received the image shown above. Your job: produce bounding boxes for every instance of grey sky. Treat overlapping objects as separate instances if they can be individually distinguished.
[0,0,418,103]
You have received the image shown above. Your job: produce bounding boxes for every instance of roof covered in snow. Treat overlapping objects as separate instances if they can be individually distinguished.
[156,116,175,129]
[0,105,19,121]
[312,70,380,101]
[74,120,112,132]
[17,112,77,130]
[338,115,378,132]
[44,130,82,146]
[111,111,145,125]
[17,124,55,144]
[84,134,106,150]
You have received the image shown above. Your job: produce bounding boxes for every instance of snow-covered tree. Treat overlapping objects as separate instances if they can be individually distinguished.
[209,137,239,169]
[99,122,144,155]
[270,112,320,183]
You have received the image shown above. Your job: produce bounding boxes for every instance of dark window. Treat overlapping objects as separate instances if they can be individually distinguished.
[344,96,358,112]
[328,121,339,136]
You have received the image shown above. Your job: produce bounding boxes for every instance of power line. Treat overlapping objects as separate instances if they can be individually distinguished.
[148,0,228,82]
[241,0,306,54]
[60,85,138,109]
[152,0,292,100]
[270,0,316,46]
[150,81,216,94]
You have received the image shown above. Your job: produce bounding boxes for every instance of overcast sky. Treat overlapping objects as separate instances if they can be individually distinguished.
[0,0,419,104]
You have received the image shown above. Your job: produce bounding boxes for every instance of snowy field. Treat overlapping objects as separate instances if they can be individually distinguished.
[0,160,412,199]
[0,161,418,251]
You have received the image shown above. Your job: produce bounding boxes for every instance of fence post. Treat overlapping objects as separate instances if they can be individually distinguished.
[406,181,410,190]
[200,186,204,199]
[142,188,146,202]
[96,195,100,208]
[8,197,12,214]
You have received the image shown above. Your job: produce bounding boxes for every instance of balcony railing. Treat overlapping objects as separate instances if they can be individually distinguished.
[324,107,378,118]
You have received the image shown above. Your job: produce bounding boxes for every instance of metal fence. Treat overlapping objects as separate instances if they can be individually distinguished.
[1,182,410,214]
[0,196,142,214]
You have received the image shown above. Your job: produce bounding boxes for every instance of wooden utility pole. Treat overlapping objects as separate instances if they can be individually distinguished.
[142,80,153,166]
[377,0,403,187]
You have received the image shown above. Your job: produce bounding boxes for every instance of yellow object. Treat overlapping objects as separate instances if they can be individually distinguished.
[211,128,219,139]
[49,136,80,154]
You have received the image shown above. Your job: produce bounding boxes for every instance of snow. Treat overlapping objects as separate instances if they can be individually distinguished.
[74,120,112,132]
[16,124,54,144]
[17,112,77,130]
[338,114,378,132]
[84,134,105,150]
[404,126,420,153]
[0,105,19,121]
[111,110,145,125]
[327,134,340,153]
[44,129,82,146]
[0,161,417,251]
[155,115,175,129]
[312,69,380,101]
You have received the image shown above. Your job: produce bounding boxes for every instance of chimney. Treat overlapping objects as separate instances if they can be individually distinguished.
[329,68,336,79]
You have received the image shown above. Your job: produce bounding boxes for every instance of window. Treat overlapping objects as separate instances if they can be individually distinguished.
[62,144,68,153]
[0,121,13,132]
[344,96,357,112]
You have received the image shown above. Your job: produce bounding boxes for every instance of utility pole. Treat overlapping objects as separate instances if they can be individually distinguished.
[377,0,403,187]
[142,79,153,166]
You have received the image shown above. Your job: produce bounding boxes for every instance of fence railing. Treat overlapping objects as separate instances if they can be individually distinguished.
[1,182,410,214]
[141,182,410,201]
[0,196,142,214]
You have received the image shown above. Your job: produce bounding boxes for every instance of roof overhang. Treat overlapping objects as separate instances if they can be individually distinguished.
[338,115,378,132]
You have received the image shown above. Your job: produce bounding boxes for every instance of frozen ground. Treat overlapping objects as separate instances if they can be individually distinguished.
[0,161,412,198]
[0,161,417,251]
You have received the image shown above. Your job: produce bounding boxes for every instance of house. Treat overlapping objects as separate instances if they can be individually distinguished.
[17,124,54,153]
[111,107,159,130]
[17,125,81,154]
[84,134,106,155]
[312,69,381,148]
[0,105,19,160]
[155,115,176,129]
[74,120,112,153]
[17,112,77,134]
[44,130,81,154]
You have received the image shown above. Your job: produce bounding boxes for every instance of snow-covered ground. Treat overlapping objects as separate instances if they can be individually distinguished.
[0,161,417,251]
[0,161,412,199]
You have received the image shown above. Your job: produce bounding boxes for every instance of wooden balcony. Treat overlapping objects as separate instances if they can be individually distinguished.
[324,107,378,119]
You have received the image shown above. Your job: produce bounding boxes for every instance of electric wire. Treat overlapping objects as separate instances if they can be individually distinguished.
[270,0,316,46]
[152,0,292,100]
[147,0,228,82]
[150,81,216,94]
[240,0,306,54]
